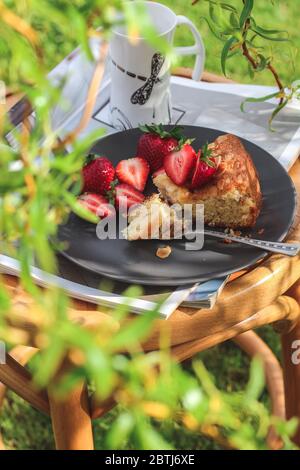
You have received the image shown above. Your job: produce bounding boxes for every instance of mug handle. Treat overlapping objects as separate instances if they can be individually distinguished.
[174,15,205,81]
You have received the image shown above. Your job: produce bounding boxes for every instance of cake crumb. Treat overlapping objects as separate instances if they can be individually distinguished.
[156,246,172,259]
[229,228,241,237]
[257,228,265,235]
[223,228,241,244]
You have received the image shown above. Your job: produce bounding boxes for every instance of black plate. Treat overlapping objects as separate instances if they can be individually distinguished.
[57,126,297,286]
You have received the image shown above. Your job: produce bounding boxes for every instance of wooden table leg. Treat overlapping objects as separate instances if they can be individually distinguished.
[48,381,94,450]
[0,346,38,451]
[282,281,300,445]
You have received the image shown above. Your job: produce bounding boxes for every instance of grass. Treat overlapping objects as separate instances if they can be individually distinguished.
[0,0,296,450]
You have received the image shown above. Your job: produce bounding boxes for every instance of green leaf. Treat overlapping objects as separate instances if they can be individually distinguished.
[247,63,255,79]
[135,420,173,450]
[208,2,223,27]
[220,3,238,13]
[0,283,11,314]
[199,17,224,41]
[0,169,25,194]
[274,417,299,439]
[250,18,288,36]
[54,367,85,397]
[108,309,158,352]
[106,412,135,449]
[221,36,237,76]
[63,191,99,224]
[239,0,254,28]
[269,99,289,131]
[251,28,290,42]
[255,54,269,72]
[86,347,114,398]
[68,7,93,61]
[240,91,280,112]
[245,357,265,400]
[71,128,106,156]
[209,2,217,24]
[32,336,66,388]
[230,12,240,29]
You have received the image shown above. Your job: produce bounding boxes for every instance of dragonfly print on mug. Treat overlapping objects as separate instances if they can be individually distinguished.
[109,1,205,130]
[130,52,166,106]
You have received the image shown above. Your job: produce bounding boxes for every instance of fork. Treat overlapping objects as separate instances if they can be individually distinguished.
[201,229,300,256]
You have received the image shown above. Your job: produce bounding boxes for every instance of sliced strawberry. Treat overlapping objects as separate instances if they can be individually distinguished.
[116,157,150,192]
[152,167,166,179]
[115,183,145,211]
[189,144,218,189]
[163,143,197,186]
[78,193,115,219]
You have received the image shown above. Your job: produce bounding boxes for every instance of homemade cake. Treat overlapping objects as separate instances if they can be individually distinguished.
[123,194,185,241]
[153,134,262,229]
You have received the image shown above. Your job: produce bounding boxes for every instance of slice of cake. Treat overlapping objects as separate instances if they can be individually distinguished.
[153,134,262,229]
[123,194,184,241]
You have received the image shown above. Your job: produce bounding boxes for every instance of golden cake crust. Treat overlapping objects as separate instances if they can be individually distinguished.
[153,134,262,228]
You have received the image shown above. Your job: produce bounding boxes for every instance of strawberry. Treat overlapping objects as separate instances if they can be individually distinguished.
[82,154,115,194]
[78,193,115,219]
[189,144,218,189]
[116,157,150,192]
[163,141,197,186]
[137,124,184,172]
[114,183,145,211]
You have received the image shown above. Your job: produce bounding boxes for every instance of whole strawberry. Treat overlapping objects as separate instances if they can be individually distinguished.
[189,144,219,189]
[137,124,184,172]
[82,154,115,194]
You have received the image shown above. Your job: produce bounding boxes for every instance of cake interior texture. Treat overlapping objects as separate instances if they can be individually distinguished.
[153,134,262,229]
[124,194,184,241]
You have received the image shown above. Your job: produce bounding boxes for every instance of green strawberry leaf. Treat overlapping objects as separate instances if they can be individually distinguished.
[105,179,119,205]
[84,153,97,166]
[200,143,216,168]
[139,123,184,141]
[175,137,195,152]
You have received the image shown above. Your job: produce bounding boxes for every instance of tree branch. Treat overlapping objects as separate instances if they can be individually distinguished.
[241,18,284,103]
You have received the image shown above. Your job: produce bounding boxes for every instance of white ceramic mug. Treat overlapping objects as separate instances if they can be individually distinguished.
[109,1,205,130]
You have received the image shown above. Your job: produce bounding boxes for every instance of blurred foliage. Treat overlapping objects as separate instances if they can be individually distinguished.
[0,0,298,450]
[162,0,300,86]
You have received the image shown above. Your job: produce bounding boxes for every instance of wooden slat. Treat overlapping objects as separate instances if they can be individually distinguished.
[170,296,300,361]
[0,345,37,409]
[173,67,235,84]
[0,354,49,415]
